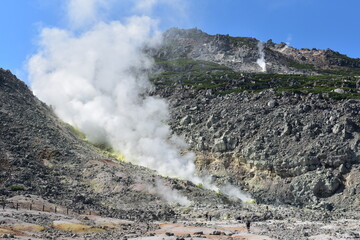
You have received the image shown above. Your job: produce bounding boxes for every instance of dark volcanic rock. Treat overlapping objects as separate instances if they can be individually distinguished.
[154,85,360,209]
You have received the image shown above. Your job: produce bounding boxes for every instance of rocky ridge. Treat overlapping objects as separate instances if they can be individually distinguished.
[154,28,360,75]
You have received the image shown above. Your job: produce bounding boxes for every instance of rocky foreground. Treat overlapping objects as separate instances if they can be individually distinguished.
[1,194,360,239]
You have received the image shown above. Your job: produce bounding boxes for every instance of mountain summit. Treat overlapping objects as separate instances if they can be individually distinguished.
[154,28,360,75]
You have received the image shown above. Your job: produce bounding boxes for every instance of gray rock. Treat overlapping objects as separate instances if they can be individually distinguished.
[267,100,278,108]
[206,115,218,128]
[180,115,192,125]
[160,85,360,209]
[312,176,341,197]
[332,124,342,134]
[334,88,345,94]
[213,138,227,152]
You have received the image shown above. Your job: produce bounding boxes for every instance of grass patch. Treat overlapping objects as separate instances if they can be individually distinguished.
[287,59,316,70]
[228,36,257,48]
[10,185,24,191]
[152,58,238,91]
[152,58,360,100]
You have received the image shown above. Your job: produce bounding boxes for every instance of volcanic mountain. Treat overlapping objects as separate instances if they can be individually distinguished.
[150,28,360,210]
[153,28,360,75]
[1,28,360,239]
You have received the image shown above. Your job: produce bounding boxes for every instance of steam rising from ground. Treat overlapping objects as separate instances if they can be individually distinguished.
[256,41,267,72]
[28,0,251,204]
[28,16,200,183]
[149,180,191,206]
[220,184,252,202]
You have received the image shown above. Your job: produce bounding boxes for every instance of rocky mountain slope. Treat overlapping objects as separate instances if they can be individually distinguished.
[150,28,360,211]
[0,68,237,221]
[1,27,360,238]
[155,87,360,210]
[5,67,357,240]
[153,28,360,75]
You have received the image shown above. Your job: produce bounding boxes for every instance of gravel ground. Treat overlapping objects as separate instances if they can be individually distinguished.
[1,196,359,240]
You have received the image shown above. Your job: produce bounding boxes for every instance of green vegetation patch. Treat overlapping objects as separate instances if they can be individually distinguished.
[10,185,25,191]
[152,58,239,90]
[151,58,360,100]
[287,59,316,71]
[228,36,258,48]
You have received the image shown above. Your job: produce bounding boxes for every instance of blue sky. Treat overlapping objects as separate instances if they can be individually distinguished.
[1,0,359,83]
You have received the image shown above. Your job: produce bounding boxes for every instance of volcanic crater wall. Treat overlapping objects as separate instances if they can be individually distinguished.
[156,86,360,209]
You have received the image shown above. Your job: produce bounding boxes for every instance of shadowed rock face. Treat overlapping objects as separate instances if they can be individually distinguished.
[153,28,360,75]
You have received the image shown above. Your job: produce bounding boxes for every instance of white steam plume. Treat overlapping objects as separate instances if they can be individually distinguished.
[147,179,191,206]
[256,41,267,72]
[66,0,113,29]
[28,16,202,183]
[220,184,253,202]
[28,1,202,184]
[28,0,251,203]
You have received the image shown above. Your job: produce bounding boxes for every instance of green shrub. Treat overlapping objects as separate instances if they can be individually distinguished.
[152,59,360,100]
[10,185,24,191]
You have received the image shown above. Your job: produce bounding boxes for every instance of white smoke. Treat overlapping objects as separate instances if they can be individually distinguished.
[150,179,191,206]
[28,0,251,203]
[66,0,113,29]
[28,0,202,183]
[256,41,267,72]
[220,184,253,202]
[286,34,292,46]
[28,18,202,182]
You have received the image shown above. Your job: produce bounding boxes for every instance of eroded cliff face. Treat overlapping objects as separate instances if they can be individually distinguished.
[154,85,360,210]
